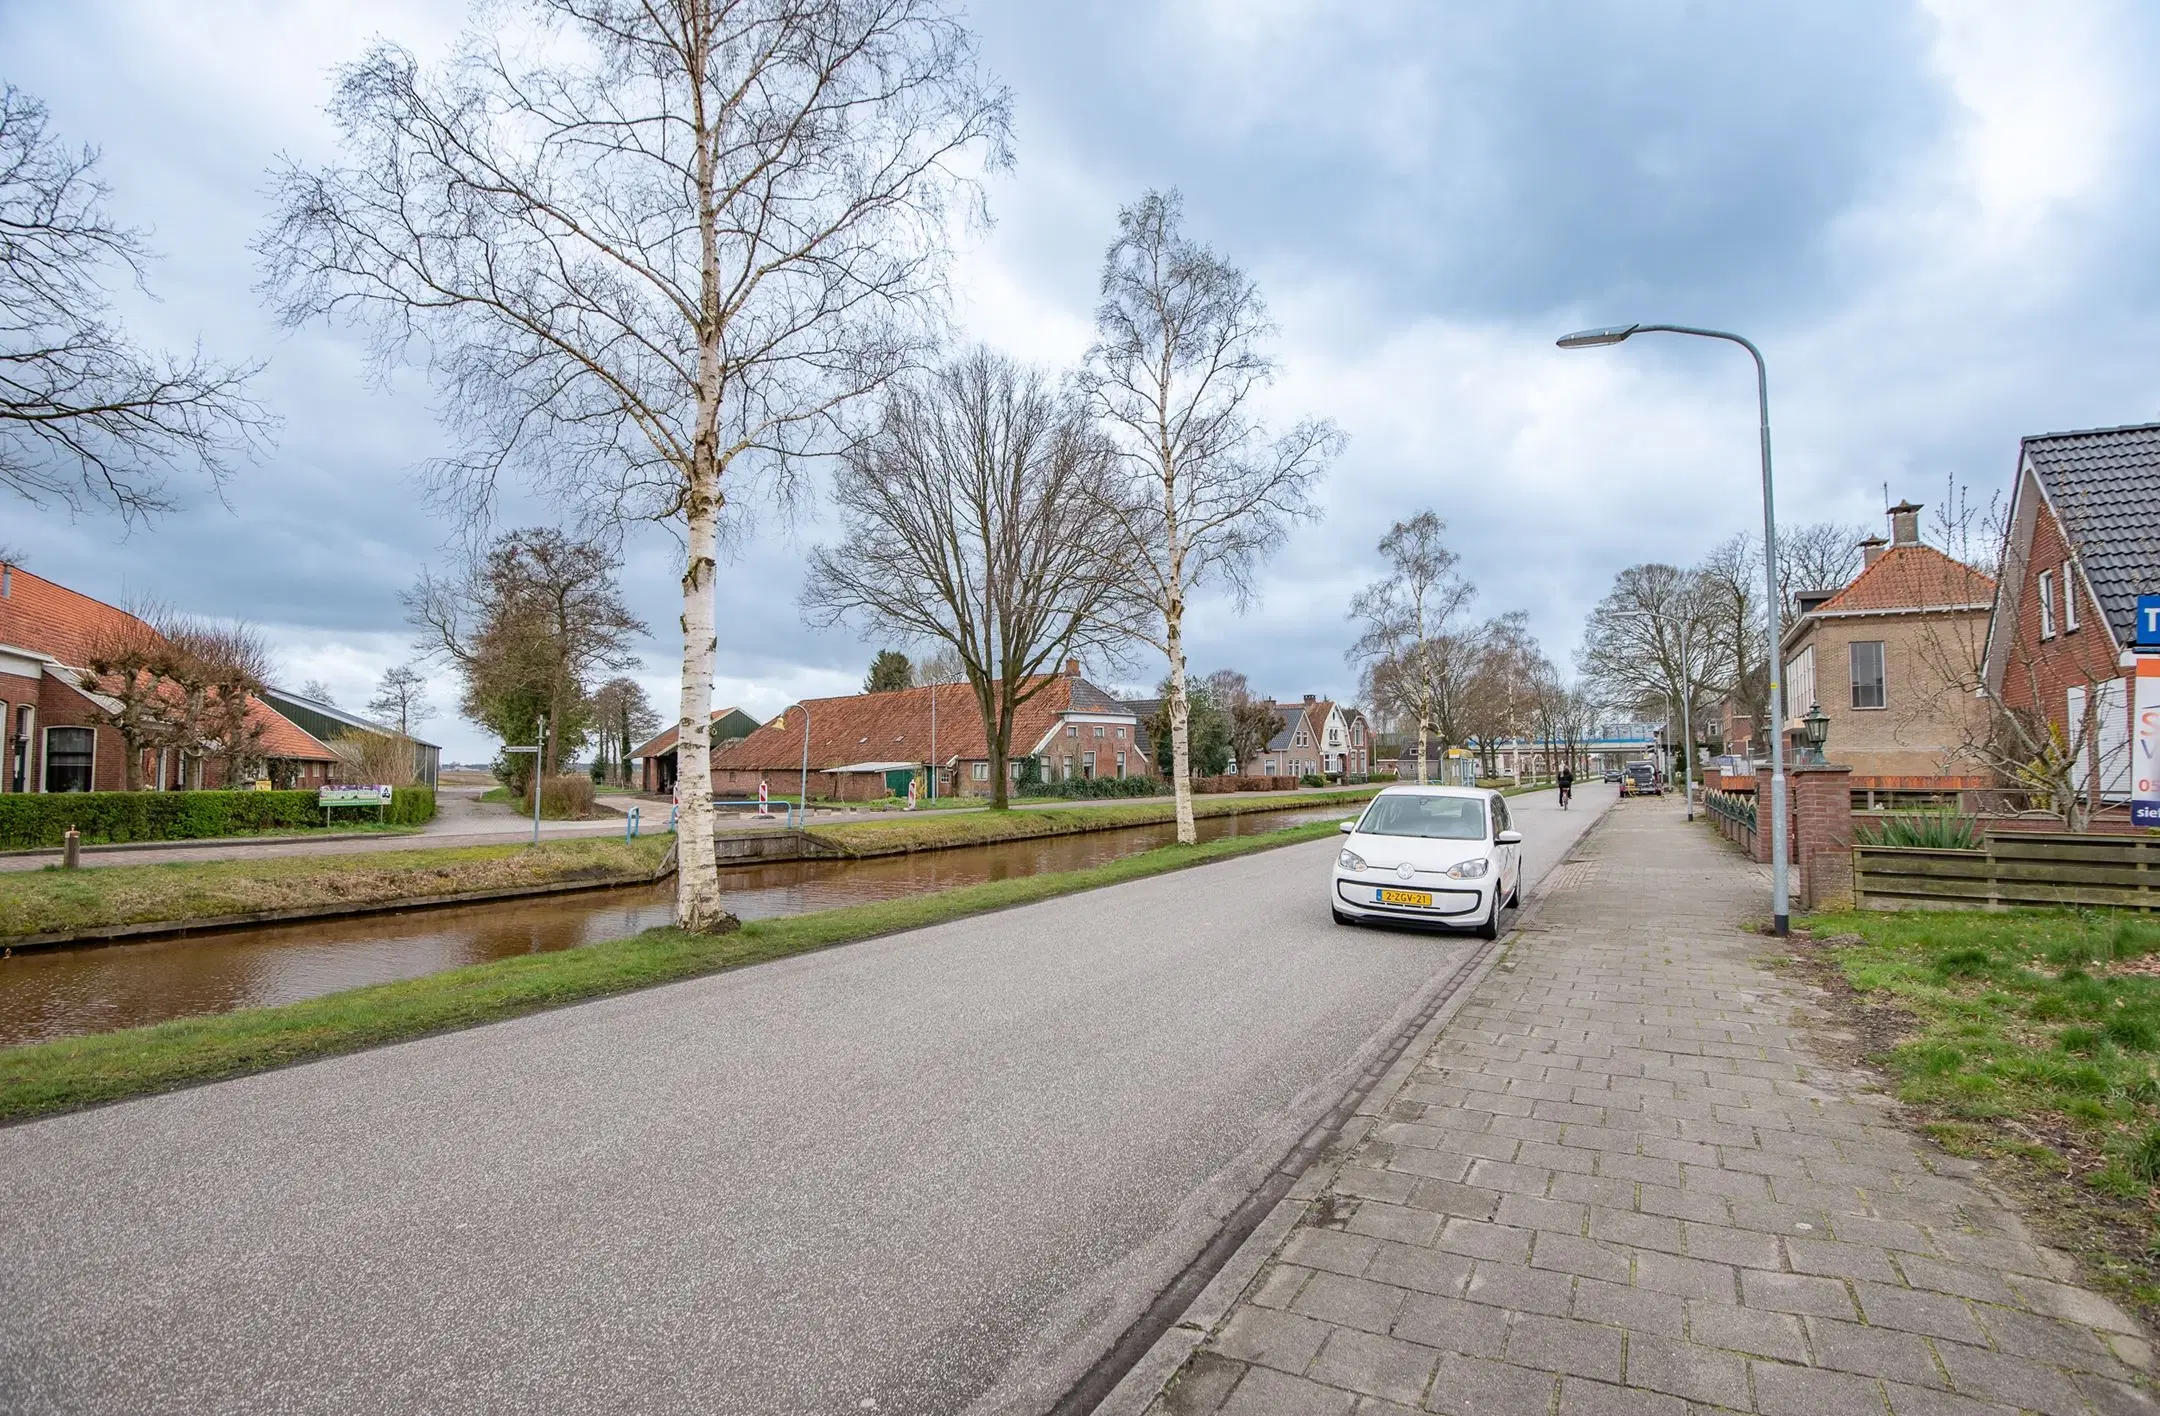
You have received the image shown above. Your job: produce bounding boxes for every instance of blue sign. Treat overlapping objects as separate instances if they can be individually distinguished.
[2140,595,2160,648]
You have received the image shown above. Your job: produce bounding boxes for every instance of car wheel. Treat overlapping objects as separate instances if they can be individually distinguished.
[1331,907,1357,927]
[1475,892,1501,940]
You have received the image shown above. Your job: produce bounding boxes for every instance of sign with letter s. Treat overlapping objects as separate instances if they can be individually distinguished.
[2137,656,2160,828]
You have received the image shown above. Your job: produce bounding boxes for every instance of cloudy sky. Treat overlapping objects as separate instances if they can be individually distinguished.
[6,1,2157,763]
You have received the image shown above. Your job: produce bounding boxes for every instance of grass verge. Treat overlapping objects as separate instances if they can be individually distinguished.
[806,789,1376,856]
[0,818,1344,1123]
[1793,908,2160,1315]
[0,836,674,940]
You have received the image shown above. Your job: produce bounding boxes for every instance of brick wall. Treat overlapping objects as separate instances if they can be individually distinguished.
[1998,497,2133,804]
[1785,612,1988,776]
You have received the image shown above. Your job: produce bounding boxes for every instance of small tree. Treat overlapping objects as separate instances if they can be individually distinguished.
[804,350,1143,809]
[589,676,661,788]
[1146,678,1230,776]
[1082,189,1341,843]
[1204,669,1280,773]
[77,615,183,791]
[1577,564,1725,750]
[1348,512,1473,784]
[864,651,914,693]
[366,664,435,735]
[300,679,338,705]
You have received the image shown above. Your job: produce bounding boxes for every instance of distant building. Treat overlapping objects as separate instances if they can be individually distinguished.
[0,562,336,793]
[631,706,762,794]
[1246,695,1368,777]
[259,687,442,787]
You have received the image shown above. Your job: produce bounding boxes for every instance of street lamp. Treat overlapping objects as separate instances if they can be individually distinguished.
[792,702,811,810]
[1559,321,1791,934]
[1801,702,1830,766]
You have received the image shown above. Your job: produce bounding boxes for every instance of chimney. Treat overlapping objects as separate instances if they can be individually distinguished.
[1,565,9,598]
[1888,499,1922,547]
[1858,533,1888,569]
[1065,657,1081,679]
[1303,693,1316,704]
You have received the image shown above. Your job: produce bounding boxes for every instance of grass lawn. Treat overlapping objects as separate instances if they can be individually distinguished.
[0,817,1345,1123]
[0,836,675,940]
[1797,908,2160,1307]
[803,788,1376,856]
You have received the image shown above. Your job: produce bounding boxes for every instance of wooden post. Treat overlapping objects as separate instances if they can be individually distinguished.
[62,827,80,870]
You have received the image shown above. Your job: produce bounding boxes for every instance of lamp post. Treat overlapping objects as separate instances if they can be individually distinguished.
[794,702,810,810]
[1559,322,1790,934]
[1801,702,1830,766]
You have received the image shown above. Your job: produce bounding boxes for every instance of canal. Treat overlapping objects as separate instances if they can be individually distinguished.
[0,805,1354,1048]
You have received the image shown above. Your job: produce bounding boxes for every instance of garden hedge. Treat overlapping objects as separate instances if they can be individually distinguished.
[0,785,435,849]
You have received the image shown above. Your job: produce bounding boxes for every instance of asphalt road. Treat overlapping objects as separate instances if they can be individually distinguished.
[0,785,1611,1416]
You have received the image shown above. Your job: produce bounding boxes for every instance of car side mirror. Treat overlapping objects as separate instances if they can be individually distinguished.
[1495,830,1523,845]
[1339,820,1355,834]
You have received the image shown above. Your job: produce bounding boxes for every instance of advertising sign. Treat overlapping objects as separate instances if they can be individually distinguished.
[2141,595,2160,648]
[2136,656,2160,828]
[318,785,393,807]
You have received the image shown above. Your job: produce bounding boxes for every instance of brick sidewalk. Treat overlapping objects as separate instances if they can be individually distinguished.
[1143,802,2154,1416]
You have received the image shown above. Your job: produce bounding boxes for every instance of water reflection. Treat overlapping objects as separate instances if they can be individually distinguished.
[0,807,1348,1047]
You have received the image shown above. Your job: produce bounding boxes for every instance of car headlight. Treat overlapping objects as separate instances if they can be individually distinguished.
[1339,848,1367,871]
[1445,858,1491,880]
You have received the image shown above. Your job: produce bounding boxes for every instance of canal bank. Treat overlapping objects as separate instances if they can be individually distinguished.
[0,814,1355,1122]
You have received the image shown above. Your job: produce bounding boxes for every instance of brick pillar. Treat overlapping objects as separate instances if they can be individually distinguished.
[1791,763,1855,910]
[1749,787,1771,864]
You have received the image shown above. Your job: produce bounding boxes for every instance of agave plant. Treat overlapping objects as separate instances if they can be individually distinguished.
[1855,812,1981,850]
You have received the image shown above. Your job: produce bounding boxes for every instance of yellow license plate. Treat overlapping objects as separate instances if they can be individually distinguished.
[1378,888,1433,907]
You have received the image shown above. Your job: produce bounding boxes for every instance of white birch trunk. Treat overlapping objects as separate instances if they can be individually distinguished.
[1167,607,1194,844]
[674,473,727,929]
[1415,718,1429,785]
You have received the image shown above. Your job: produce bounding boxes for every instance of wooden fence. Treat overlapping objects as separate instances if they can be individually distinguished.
[1854,831,2160,912]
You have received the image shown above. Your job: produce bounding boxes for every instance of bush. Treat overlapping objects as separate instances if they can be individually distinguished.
[1299,772,1327,788]
[0,789,323,849]
[1855,812,1981,849]
[386,785,436,826]
[1028,776,1161,800]
[532,774,597,819]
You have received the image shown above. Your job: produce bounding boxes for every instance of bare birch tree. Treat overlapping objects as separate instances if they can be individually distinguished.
[259,0,1009,931]
[2,85,268,519]
[803,349,1143,808]
[1578,564,1724,748]
[1082,189,1341,843]
[1347,511,1472,785]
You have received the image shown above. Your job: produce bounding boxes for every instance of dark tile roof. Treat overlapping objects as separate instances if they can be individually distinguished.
[2024,424,2160,645]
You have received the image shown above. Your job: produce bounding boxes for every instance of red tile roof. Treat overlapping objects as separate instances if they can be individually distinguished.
[1815,544,1995,615]
[712,676,1135,771]
[0,562,336,762]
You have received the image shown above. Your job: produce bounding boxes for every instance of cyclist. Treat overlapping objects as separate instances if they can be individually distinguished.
[1557,764,1574,809]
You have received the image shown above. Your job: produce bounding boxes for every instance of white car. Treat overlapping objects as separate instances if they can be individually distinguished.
[1331,785,1523,937]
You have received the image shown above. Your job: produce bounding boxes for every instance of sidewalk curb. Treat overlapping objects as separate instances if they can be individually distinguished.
[1084,805,1621,1416]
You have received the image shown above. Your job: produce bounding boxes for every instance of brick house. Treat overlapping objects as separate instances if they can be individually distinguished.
[1247,695,1367,777]
[1983,424,2160,812]
[1777,500,1995,776]
[708,661,1153,800]
[630,707,761,793]
[0,562,337,793]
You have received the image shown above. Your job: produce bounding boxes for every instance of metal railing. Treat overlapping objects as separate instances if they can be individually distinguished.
[1704,788,1756,833]
[713,798,802,829]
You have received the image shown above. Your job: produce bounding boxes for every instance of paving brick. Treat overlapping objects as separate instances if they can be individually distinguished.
[1392,1292,1510,1358]
[1338,1166,1423,1207]
[1388,1148,1478,1183]
[1505,1313,1625,1382]
[1749,1358,1890,1416]
[1282,1229,1381,1278]
[1622,1333,1753,1408]
[1880,1382,2019,1416]
[1637,1183,1731,1226]
[1551,1173,1644,1208]
[1463,1259,1575,1318]
[1741,1270,1859,1320]
[1348,1202,1446,1247]
[1786,1238,1902,1283]
[1974,1303,2125,1374]
[1163,1350,1248,1415]
[1308,1328,1442,1407]
[1557,1376,1688,1416]
[1803,1316,1947,1389]
[1573,1277,1686,1337]
[1405,1179,1503,1222]
[1421,1353,1559,1416]
[1590,1208,1686,1254]
[1680,1224,1783,1271]
[1365,1243,1475,1299]
[2006,1276,2145,1335]
[1852,1283,1984,1346]
[1292,1272,1411,1335]
[1250,1262,1314,1310]
[1217,1366,1358,1416]
[1434,1218,1535,1264]
[1933,1341,2090,1416]
[1214,1306,1333,1373]
[2073,1371,2160,1416]
[1890,1257,2016,1306]
[1461,1159,1557,1196]
[1531,1232,1634,1285]
[1517,1140,1601,1176]
[1496,1193,1590,1235]
[1684,1300,1808,1362]
[1634,1251,1739,1302]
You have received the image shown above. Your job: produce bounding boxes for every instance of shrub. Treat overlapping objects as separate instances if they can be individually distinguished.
[1855,812,1981,849]
[2127,1125,2160,1185]
[1028,776,1160,800]
[1299,772,1327,788]
[386,785,436,826]
[0,789,326,849]
[532,774,597,819]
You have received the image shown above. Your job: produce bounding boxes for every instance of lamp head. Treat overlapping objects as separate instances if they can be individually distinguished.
[1556,325,1639,349]
[1802,702,1830,752]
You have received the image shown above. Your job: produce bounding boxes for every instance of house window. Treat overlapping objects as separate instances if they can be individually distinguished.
[1115,727,1125,739]
[972,761,988,781]
[1116,752,1126,777]
[1352,724,1364,746]
[1265,757,1277,774]
[1849,641,1886,710]
[1784,646,1816,724]
[1066,725,1077,737]
[2063,560,2080,632]
[44,726,94,793]
[8,703,29,794]
[2038,569,2056,639]
[1093,724,1104,737]
[1009,761,1021,780]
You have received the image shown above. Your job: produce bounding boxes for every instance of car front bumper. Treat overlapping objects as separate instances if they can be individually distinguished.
[1332,873,1489,922]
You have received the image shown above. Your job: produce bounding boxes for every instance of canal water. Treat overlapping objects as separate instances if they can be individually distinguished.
[0,806,1353,1048]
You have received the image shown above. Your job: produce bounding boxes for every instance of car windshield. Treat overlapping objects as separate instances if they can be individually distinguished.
[1356,794,1488,841]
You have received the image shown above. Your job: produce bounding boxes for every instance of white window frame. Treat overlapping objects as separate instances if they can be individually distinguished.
[2038,569,2056,639]
[1093,724,1104,738]
[2063,559,2080,633]
[971,761,989,781]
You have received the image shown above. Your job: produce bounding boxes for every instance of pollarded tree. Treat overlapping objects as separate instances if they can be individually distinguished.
[259,0,1011,932]
[1203,669,1281,774]
[1,86,268,520]
[1082,189,1342,844]
[1347,512,1473,784]
[367,663,435,735]
[1577,563,1725,756]
[803,349,1144,809]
